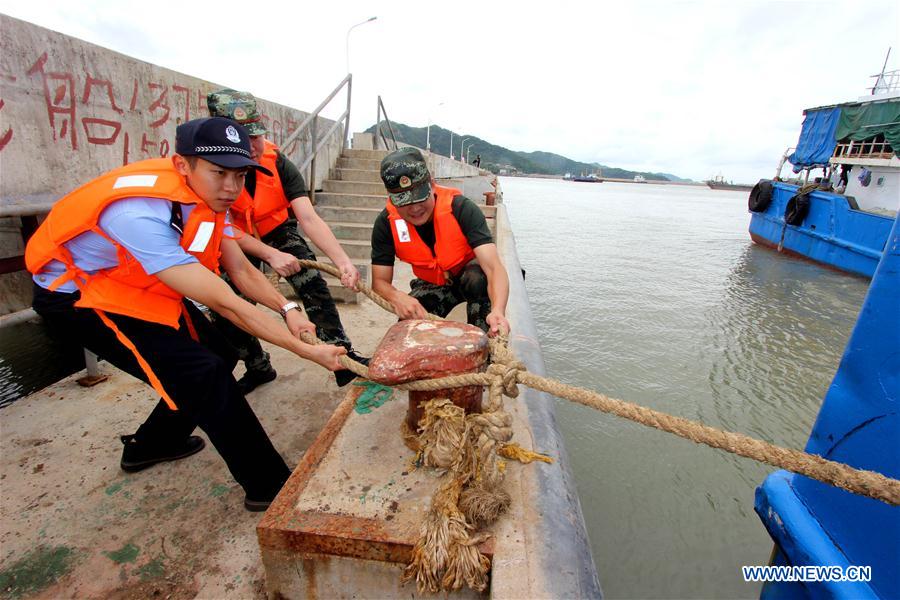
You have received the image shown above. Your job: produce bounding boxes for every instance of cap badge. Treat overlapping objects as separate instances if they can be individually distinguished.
[233,106,247,121]
[399,175,412,188]
[225,125,241,144]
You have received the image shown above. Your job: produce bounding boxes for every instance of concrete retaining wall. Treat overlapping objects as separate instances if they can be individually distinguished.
[436,175,499,205]
[0,14,342,311]
[352,131,482,179]
[427,151,483,179]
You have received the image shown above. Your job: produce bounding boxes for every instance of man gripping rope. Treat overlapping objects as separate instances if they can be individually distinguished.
[370,147,510,336]
[206,89,367,392]
[26,117,346,511]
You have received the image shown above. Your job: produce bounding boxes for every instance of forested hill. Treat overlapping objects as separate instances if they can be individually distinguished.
[363,122,689,182]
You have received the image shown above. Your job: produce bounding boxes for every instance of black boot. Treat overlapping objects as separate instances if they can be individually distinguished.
[120,434,206,473]
[243,476,289,512]
[237,366,277,395]
[334,350,370,387]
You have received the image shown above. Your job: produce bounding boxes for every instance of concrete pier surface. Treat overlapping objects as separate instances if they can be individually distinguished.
[0,267,411,599]
[1,210,600,598]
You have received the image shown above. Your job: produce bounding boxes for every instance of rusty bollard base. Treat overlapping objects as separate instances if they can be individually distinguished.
[367,320,489,431]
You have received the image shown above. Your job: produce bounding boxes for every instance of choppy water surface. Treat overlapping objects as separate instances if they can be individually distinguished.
[501,177,869,599]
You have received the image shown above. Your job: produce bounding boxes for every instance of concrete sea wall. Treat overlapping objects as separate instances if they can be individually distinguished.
[0,14,342,312]
[352,131,482,179]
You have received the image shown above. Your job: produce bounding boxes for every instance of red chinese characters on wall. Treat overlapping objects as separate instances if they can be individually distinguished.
[26,52,78,149]
[0,98,13,151]
[12,51,210,165]
[81,74,124,146]
[5,50,308,169]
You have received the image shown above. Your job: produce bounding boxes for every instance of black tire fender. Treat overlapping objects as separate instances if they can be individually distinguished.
[748,180,774,212]
[785,193,811,226]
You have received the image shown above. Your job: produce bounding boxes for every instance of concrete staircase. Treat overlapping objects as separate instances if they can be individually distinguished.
[279,148,390,304]
[280,147,498,304]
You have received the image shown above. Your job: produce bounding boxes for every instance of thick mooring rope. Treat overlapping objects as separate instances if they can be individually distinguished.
[294,259,900,508]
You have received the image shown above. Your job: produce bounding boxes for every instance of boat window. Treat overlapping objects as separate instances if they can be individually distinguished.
[832,134,894,160]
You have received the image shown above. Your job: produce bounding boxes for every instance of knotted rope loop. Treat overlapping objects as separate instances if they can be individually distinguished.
[501,361,523,398]
[487,335,525,398]
[467,411,514,445]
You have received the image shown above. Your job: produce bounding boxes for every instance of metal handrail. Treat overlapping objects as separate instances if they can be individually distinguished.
[774,147,795,180]
[279,74,353,204]
[0,307,39,328]
[0,203,55,218]
[870,68,900,95]
[374,96,398,151]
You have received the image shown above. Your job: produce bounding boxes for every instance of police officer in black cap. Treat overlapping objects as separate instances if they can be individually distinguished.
[27,117,346,511]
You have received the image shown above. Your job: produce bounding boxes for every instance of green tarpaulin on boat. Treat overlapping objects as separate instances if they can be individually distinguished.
[834,100,900,157]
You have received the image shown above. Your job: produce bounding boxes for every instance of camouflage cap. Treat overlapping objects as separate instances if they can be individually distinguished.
[380,147,432,206]
[206,88,267,136]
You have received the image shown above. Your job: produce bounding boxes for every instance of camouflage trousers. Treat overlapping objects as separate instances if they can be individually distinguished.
[409,260,491,332]
[210,219,352,372]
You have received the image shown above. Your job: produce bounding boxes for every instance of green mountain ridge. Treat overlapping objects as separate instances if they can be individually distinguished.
[364,122,691,182]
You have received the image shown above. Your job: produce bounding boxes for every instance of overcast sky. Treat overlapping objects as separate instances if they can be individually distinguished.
[2,0,898,182]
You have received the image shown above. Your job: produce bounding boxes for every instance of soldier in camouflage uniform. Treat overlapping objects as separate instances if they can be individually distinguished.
[207,89,367,392]
[370,147,510,336]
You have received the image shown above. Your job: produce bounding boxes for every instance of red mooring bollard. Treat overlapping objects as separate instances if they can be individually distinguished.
[367,320,489,431]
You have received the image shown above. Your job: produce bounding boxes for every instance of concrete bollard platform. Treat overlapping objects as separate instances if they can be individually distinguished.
[367,320,489,432]
[257,384,490,598]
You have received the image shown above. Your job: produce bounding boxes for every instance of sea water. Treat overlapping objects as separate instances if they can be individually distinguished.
[501,176,869,599]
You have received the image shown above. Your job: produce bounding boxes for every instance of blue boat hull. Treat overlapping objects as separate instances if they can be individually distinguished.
[748,182,894,278]
[754,212,900,598]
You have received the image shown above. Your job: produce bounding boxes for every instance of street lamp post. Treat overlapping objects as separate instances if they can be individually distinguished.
[467,145,475,164]
[345,17,377,73]
[460,138,470,162]
[449,130,454,159]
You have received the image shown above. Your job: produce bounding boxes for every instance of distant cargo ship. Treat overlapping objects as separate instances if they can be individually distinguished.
[706,175,753,191]
[572,173,603,183]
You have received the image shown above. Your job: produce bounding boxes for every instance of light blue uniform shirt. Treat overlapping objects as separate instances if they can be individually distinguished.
[33,197,231,293]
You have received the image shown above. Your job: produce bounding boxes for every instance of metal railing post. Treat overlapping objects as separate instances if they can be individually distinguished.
[343,75,352,155]
[374,96,398,151]
[84,349,101,378]
[375,97,382,150]
[309,117,318,204]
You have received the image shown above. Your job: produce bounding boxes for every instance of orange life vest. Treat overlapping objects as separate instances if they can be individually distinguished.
[25,158,227,410]
[230,140,289,237]
[386,185,476,285]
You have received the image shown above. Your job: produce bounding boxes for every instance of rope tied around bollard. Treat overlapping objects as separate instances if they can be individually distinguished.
[292,258,900,508]
[294,259,900,593]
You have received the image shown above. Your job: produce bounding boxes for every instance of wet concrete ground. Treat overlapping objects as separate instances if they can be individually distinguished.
[0,265,420,599]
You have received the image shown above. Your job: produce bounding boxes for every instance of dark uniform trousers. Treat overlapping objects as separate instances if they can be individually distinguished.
[211,219,353,373]
[32,284,291,499]
[409,260,492,332]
